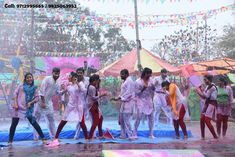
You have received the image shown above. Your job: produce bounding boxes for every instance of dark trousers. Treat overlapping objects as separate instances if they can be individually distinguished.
[9,117,45,142]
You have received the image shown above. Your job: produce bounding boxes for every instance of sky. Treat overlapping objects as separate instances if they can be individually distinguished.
[76,0,234,50]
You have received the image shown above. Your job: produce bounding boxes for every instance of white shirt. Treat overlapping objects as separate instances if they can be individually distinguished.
[118,77,135,113]
[119,77,135,102]
[153,76,169,92]
[39,76,60,107]
[204,84,218,101]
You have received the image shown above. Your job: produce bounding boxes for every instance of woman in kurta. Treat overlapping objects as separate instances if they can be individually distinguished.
[162,81,188,139]
[133,67,155,139]
[48,72,88,146]
[86,74,107,140]
[216,77,233,137]
[196,75,218,139]
[8,73,46,145]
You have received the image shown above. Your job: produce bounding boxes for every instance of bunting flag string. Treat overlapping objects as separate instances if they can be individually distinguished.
[1,4,234,28]
[80,0,197,4]
[35,51,107,57]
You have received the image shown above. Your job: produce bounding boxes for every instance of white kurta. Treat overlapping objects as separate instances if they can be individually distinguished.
[73,79,90,139]
[153,76,169,107]
[86,85,99,109]
[202,84,218,120]
[153,76,169,91]
[83,77,89,88]
[33,76,61,139]
[153,76,172,124]
[63,83,84,122]
[135,78,155,115]
[119,77,135,113]
[78,81,87,107]
[35,76,60,114]
[11,85,39,119]
[81,77,89,112]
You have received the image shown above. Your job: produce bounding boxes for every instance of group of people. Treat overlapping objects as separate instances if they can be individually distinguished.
[196,75,233,139]
[8,67,106,146]
[8,66,233,146]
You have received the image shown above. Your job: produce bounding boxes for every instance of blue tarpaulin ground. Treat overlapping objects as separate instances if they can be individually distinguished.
[0,120,193,143]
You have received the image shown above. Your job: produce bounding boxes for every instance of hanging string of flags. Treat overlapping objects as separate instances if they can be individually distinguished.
[33,38,160,44]
[35,51,107,57]
[1,4,234,28]
[80,0,196,4]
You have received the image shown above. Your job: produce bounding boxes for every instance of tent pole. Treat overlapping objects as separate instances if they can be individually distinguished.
[134,0,141,72]
[30,8,35,74]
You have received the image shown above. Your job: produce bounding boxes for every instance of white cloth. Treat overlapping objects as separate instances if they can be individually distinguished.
[153,76,172,123]
[135,78,155,115]
[119,77,135,113]
[201,84,218,120]
[74,79,91,138]
[204,104,217,121]
[153,76,169,92]
[35,76,60,114]
[119,113,133,138]
[83,77,89,88]
[133,111,155,137]
[33,76,60,139]
[153,76,169,107]
[86,85,99,109]
[79,79,89,112]
[11,85,39,119]
[63,83,84,122]
[203,84,218,100]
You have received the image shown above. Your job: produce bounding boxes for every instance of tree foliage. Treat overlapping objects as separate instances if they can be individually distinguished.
[215,25,235,59]
[151,24,217,65]
[0,0,135,63]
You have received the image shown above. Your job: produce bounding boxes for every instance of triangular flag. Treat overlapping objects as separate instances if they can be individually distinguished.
[102,128,114,139]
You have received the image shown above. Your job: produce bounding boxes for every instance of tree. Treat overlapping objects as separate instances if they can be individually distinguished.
[151,24,217,65]
[103,27,135,63]
[0,0,135,65]
[215,25,235,59]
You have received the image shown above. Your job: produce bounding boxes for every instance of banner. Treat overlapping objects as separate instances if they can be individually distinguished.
[35,56,100,83]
